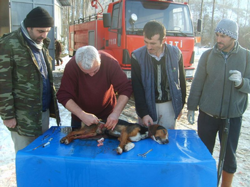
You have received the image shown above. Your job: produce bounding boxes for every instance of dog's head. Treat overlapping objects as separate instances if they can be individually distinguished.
[148,125,169,144]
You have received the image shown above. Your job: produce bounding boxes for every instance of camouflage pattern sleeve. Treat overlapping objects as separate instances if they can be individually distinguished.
[0,35,15,120]
[0,29,60,136]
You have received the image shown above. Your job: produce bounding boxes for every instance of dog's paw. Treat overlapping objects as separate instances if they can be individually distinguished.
[60,137,66,144]
[124,142,135,152]
[116,146,123,154]
[141,131,149,139]
[64,139,70,145]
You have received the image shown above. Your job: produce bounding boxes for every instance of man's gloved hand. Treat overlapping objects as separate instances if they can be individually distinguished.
[187,110,195,125]
[229,70,242,87]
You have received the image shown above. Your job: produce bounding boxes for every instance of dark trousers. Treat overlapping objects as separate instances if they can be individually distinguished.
[198,110,242,173]
[71,118,82,131]
[56,57,63,65]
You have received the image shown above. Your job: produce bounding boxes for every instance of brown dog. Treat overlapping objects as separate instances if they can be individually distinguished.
[60,122,169,154]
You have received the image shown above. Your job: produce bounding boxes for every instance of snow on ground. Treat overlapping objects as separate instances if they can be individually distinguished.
[0,48,249,187]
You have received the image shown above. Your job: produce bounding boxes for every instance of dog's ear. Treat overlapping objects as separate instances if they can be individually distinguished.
[148,124,159,137]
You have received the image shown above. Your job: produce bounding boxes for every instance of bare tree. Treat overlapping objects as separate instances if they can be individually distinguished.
[75,0,80,20]
[199,0,204,20]
[199,0,204,44]
[210,0,216,47]
[71,0,75,24]
[84,0,91,18]
[60,0,250,50]
[244,0,249,26]
[237,0,240,24]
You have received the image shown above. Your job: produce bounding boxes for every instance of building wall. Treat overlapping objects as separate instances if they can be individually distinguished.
[55,0,62,40]
[0,0,10,37]
[0,0,63,68]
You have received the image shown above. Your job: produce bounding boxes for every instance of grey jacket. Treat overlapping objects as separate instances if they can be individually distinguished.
[188,42,250,118]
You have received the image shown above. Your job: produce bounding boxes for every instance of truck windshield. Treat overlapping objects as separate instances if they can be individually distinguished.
[125,0,194,36]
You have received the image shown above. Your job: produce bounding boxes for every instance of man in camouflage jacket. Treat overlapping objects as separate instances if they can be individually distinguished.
[0,7,60,152]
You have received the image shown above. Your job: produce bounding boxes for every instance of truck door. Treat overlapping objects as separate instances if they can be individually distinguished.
[106,2,124,64]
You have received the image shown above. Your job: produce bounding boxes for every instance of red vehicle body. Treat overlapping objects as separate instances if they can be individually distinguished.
[69,0,197,79]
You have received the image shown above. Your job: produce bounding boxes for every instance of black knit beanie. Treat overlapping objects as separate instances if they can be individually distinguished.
[24,7,54,27]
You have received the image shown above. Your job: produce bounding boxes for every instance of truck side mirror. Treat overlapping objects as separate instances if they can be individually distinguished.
[197,19,202,33]
[103,13,111,28]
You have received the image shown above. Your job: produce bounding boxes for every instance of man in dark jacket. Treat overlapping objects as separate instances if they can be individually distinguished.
[0,7,60,153]
[187,19,250,187]
[131,20,186,129]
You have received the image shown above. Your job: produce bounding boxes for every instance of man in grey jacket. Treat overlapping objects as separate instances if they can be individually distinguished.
[187,19,250,187]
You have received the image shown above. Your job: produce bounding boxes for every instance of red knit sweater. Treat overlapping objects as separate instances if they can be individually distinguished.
[57,51,132,122]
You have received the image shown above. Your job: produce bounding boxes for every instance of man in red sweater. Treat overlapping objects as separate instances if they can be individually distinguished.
[57,46,132,130]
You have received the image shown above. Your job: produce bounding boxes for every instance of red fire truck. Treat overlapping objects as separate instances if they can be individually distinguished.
[69,0,201,79]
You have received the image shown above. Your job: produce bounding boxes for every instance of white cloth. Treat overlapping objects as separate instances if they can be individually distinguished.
[138,101,176,129]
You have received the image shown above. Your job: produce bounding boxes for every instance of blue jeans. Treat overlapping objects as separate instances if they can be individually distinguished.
[198,110,242,173]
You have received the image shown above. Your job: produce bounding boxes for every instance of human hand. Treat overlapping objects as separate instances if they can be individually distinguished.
[187,110,195,125]
[80,112,99,126]
[229,70,242,87]
[142,115,154,126]
[105,113,119,130]
[3,118,17,128]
